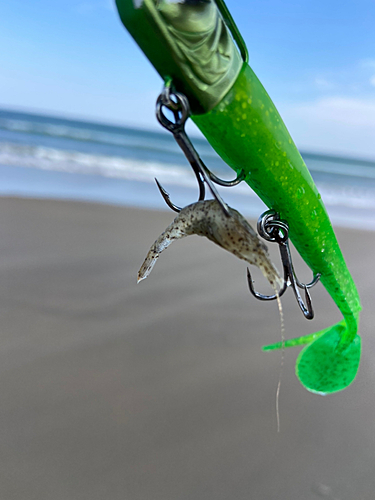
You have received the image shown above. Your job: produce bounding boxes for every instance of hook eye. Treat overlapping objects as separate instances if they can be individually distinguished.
[156,92,190,133]
[257,210,289,243]
[160,80,180,111]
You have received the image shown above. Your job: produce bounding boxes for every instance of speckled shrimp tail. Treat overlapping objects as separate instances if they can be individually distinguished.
[137,218,188,283]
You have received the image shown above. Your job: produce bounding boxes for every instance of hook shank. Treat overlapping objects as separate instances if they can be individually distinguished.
[155,84,244,215]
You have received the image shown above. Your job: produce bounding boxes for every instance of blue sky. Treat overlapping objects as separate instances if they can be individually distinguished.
[1,0,375,157]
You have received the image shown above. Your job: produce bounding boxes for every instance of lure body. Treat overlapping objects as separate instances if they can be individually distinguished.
[116,0,361,394]
[138,200,282,288]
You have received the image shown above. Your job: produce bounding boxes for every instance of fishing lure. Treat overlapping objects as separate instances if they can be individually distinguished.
[137,199,282,290]
[115,0,361,394]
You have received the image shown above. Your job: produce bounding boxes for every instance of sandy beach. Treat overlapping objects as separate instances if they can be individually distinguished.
[1,196,375,500]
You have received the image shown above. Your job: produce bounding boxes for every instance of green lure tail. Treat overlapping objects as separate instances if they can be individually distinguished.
[263,320,361,394]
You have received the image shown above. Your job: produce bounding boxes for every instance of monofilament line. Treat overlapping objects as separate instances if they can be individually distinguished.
[274,289,285,433]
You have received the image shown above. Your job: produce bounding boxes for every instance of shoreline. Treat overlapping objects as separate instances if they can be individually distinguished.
[1,161,375,231]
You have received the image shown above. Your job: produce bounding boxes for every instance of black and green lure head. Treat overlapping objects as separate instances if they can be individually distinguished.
[115,0,246,114]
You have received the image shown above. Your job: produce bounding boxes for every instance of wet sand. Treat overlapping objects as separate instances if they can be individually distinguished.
[1,197,375,500]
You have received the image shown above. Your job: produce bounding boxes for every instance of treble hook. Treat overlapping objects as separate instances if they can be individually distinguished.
[154,85,245,215]
[247,210,321,320]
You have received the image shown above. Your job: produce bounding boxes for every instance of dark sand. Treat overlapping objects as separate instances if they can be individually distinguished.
[1,197,375,500]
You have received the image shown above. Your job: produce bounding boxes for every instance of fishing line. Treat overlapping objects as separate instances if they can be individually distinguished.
[274,289,285,433]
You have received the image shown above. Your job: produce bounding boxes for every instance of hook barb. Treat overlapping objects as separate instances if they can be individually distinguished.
[155,178,181,213]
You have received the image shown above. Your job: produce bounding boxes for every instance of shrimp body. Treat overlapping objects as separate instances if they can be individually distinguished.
[138,200,282,290]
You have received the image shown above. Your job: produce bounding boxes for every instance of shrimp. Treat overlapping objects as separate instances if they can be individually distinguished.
[138,200,282,290]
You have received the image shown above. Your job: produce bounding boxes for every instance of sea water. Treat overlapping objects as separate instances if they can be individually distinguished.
[1,108,375,229]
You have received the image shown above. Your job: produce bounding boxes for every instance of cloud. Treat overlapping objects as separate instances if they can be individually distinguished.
[312,59,375,94]
[297,97,375,127]
[280,97,375,158]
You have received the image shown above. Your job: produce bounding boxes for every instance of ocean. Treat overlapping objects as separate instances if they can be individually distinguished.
[1,108,374,230]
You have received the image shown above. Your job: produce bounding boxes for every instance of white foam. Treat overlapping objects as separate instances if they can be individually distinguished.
[0,142,197,187]
[1,141,375,224]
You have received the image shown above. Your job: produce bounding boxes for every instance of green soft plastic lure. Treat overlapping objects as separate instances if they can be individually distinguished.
[115,0,361,394]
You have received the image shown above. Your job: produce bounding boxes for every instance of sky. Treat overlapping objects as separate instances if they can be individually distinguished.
[1,0,375,158]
